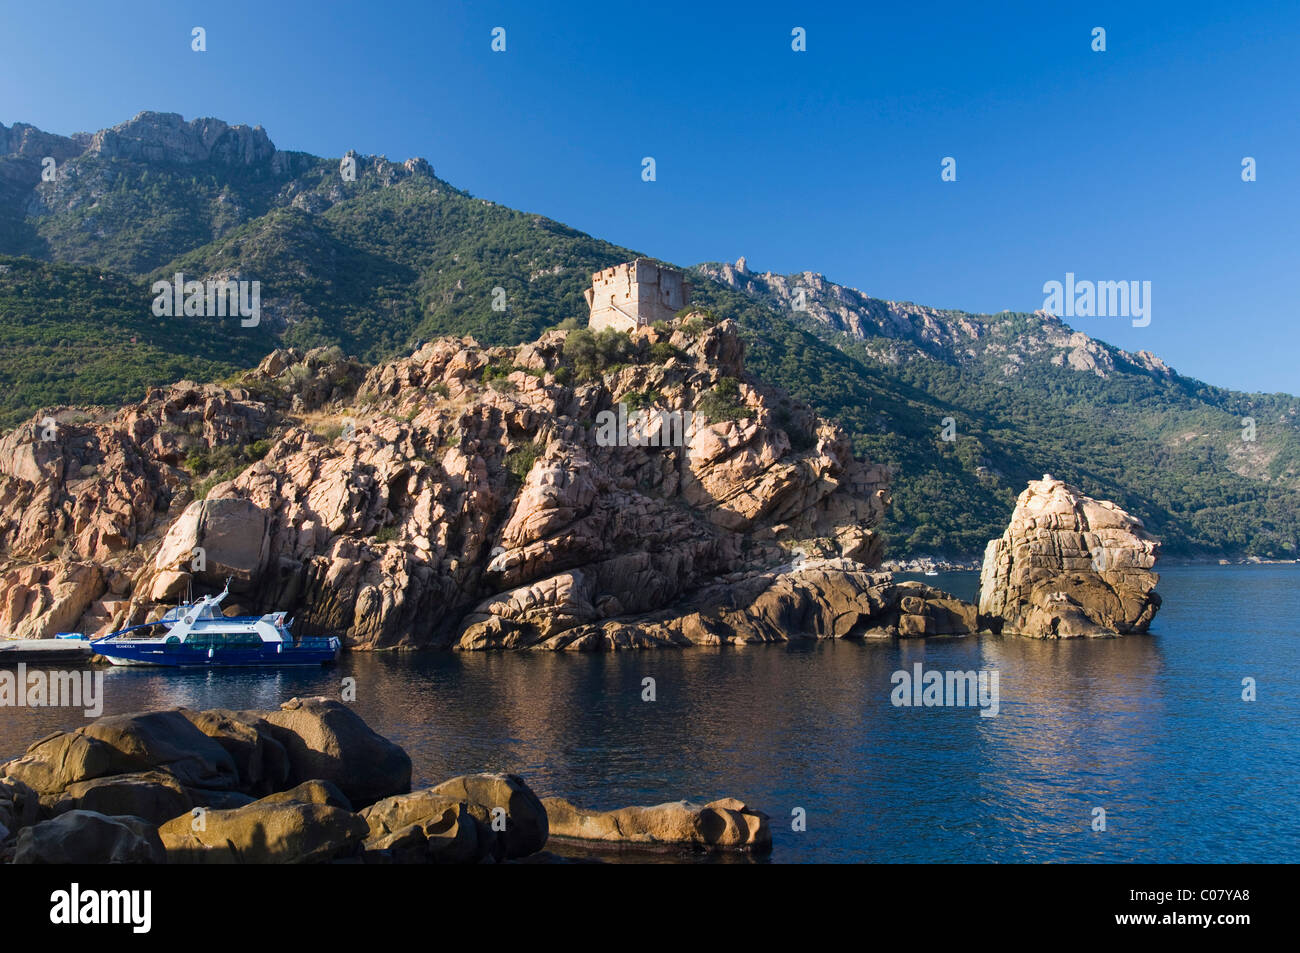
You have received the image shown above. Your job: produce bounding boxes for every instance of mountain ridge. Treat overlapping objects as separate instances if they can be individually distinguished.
[1,111,1296,560]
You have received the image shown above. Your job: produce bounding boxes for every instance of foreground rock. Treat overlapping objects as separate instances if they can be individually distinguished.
[0,698,410,818]
[255,697,411,807]
[157,781,367,863]
[361,773,548,862]
[542,797,771,853]
[977,476,1161,637]
[13,810,165,864]
[1,701,764,864]
[0,776,39,844]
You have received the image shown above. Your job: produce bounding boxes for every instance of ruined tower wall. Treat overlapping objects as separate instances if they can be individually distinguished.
[585,259,689,332]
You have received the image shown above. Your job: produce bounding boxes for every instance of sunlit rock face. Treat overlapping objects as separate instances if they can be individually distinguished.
[0,318,894,649]
[978,476,1161,638]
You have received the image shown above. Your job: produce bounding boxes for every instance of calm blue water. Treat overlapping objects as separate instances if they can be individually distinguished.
[2,566,1296,862]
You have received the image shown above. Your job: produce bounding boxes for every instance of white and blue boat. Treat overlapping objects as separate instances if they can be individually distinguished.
[87,582,340,667]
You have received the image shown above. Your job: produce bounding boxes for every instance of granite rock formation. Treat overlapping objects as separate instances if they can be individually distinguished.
[0,317,905,649]
[977,476,1161,637]
[460,557,978,650]
[542,796,770,852]
[0,700,764,863]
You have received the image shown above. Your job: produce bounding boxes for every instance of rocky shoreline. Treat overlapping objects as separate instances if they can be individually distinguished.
[0,697,771,863]
[0,316,898,649]
[0,314,1170,650]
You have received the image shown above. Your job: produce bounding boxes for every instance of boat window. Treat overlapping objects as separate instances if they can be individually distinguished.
[183,632,263,648]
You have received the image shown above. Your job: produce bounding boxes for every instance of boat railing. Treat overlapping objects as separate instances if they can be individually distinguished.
[92,622,165,644]
[293,636,340,649]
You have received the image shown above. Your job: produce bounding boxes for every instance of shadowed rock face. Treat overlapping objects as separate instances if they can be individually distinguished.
[0,318,895,649]
[0,699,409,817]
[12,810,165,864]
[977,477,1161,637]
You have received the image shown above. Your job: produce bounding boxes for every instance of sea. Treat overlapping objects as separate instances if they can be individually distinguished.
[1,565,1295,862]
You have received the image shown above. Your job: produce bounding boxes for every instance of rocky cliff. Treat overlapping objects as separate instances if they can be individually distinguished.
[977,476,1162,637]
[1,111,276,167]
[0,316,913,649]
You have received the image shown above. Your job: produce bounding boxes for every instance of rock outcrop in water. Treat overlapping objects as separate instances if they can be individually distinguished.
[462,557,978,649]
[542,796,771,852]
[977,476,1161,637]
[0,316,907,649]
[0,699,768,863]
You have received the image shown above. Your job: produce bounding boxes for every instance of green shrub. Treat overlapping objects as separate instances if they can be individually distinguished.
[481,359,516,383]
[505,440,542,484]
[649,340,684,364]
[185,437,276,498]
[623,389,662,412]
[562,327,634,382]
[695,377,751,424]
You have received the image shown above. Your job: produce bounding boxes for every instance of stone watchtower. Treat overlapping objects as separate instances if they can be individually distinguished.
[585,258,690,332]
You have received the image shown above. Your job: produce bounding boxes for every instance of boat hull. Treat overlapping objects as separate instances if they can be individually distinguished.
[95,640,339,668]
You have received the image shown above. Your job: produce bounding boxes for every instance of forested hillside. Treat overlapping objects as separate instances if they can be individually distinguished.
[1,111,1295,559]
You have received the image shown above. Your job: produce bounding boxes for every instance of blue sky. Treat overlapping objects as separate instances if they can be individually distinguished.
[3,0,1298,394]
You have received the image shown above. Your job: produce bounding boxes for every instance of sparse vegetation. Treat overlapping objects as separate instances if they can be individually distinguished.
[505,440,543,484]
[649,340,685,364]
[184,438,273,500]
[623,389,662,412]
[561,327,635,382]
[695,377,751,424]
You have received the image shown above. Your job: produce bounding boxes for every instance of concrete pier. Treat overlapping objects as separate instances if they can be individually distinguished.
[0,638,94,664]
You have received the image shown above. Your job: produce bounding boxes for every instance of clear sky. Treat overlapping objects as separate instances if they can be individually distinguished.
[3,0,1297,394]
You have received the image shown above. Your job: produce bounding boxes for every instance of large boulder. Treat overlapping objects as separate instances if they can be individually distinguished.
[157,789,368,864]
[2,709,241,797]
[361,774,548,863]
[0,776,39,843]
[361,796,484,864]
[258,779,352,811]
[52,771,193,826]
[255,697,411,807]
[542,796,771,852]
[179,707,290,796]
[360,788,462,838]
[143,496,270,599]
[12,810,165,864]
[977,476,1161,637]
[428,773,548,859]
